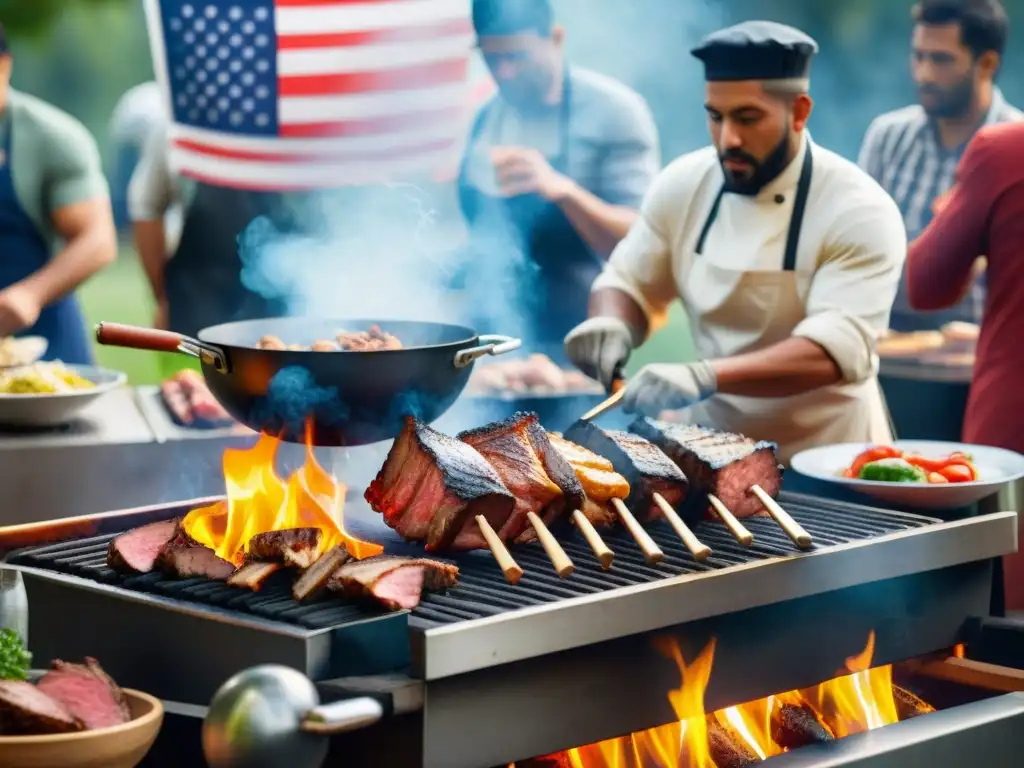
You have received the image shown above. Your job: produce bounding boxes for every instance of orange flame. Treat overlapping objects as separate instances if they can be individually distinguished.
[182,427,382,565]
[541,631,918,768]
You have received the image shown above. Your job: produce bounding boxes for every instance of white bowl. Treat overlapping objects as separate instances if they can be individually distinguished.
[790,440,1024,509]
[0,366,128,427]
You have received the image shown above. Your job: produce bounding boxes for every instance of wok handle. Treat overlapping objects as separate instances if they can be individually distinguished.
[299,696,384,736]
[94,322,229,373]
[453,334,522,368]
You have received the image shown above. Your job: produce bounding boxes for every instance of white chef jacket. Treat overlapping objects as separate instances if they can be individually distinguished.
[592,133,907,462]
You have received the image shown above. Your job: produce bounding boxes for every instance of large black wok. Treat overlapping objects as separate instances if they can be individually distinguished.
[95,319,520,446]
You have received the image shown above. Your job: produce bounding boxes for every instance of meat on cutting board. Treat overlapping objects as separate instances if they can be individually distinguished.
[565,421,688,521]
[365,417,515,551]
[0,680,84,735]
[547,433,631,528]
[458,412,585,546]
[106,518,180,574]
[246,528,322,569]
[327,555,459,611]
[631,418,783,519]
[36,658,131,731]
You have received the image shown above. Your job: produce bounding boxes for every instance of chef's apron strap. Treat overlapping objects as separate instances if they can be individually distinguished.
[781,144,814,272]
[694,188,724,256]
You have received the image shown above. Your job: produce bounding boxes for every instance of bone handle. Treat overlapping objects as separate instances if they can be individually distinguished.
[572,510,614,569]
[707,494,754,546]
[527,512,575,578]
[475,515,523,584]
[611,498,663,565]
[652,493,711,562]
[750,485,813,550]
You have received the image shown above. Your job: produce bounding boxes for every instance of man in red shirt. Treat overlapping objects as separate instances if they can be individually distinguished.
[906,121,1024,609]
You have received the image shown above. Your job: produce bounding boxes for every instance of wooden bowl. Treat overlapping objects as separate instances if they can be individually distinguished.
[0,689,164,768]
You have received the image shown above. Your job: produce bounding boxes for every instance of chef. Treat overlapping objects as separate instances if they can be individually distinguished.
[0,23,116,362]
[457,0,660,360]
[564,21,907,463]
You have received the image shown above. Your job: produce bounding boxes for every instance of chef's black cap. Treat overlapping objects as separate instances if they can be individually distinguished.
[691,21,819,82]
[472,0,554,38]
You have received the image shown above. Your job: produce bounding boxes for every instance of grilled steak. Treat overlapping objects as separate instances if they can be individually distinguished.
[631,418,783,519]
[327,555,459,611]
[565,420,688,521]
[36,658,131,731]
[365,417,515,551]
[106,518,179,574]
[292,544,351,602]
[0,680,84,735]
[547,433,630,528]
[156,528,236,581]
[247,528,322,569]
[227,561,282,591]
[458,413,585,545]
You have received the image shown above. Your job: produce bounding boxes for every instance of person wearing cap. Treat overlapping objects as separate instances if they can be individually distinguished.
[0,23,117,362]
[564,21,906,462]
[457,0,660,360]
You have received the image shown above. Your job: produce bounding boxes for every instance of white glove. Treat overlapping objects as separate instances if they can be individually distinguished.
[622,361,718,417]
[564,316,638,391]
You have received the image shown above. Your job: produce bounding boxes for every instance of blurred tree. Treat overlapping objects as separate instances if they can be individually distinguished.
[0,0,131,37]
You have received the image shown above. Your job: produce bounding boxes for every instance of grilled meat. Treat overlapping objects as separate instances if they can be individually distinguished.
[227,561,282,591]
[458,413,585,545]
[335,325,402,351]
[327,555,459,611]
[893,685,935,720]
[0,680,84,735]
[292,544,351,602]
[706,720,759,767]
[631,418,783,519]
[547,433,630,528]
[106,518,179,574]
[365,417,515,551]
[36,658,131,731]
[565,420,688,521]
[771,704,833,749]
[246,528,322,569]
[156,527,235,581]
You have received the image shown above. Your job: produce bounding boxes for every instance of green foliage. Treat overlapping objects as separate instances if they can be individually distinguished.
[0,628,32,681]
[0,0,131,38]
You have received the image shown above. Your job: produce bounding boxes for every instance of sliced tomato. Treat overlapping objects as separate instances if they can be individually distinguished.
[939,464,975,483]
[849,446,902,477]
[928,472,949,484]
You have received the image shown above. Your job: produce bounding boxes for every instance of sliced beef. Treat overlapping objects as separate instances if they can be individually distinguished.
[227,561,282,591]
[0,680,84,735]
[36,658,131,731]
[327,555,459,611]
[156,529,236,581]
[565,420,688,522]
[106,518,180,574]
[292,544,351,602]
[365,417,514,551]
[246,528,322,569]
[459,413,585,545]
[547,433,630,528]
[631,417,783,519]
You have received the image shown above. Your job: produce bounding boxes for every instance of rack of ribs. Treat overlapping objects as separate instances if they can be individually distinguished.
[631,418,811,549]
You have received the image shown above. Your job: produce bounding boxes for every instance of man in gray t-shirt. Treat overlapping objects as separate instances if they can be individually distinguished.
[457,0,660,358]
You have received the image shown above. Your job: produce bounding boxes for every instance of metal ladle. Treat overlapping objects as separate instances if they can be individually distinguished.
[203,665,383,768]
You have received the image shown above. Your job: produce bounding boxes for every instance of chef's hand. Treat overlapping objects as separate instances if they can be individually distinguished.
[622,362,718,417]
[564,317,636,391]
[491,147,573,202]
[0,284,42,337]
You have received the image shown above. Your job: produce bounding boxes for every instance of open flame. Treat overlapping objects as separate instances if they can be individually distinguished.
[182,426,383,565]
[550,631,911,768]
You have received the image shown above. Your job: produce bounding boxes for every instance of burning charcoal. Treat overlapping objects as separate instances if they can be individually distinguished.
[706,721,760,767]
[631,417,782,519]
[36,658,131,731]
[106,518,179,574]
[515,755,573,768]
[892,685,935,720]
[365,417,515,551]
[228,562,282,592]
[0,680,84,735]
[292,545,351,603]
[327,555,459,612]
[246,528,322,569]
[771,703,833,749]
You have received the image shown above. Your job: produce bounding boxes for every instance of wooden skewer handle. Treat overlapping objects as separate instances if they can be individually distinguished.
[707,494,754,546]
[475,515,524,584]
[750,485,813,550]
[611,498,664,565]
[653,493,711,561]
[527,512,575,578]
[572,510,614,569]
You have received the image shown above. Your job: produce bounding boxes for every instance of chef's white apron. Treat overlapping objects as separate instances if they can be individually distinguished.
[676,144,892,464]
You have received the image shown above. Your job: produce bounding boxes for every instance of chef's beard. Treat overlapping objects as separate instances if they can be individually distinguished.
[719,133,792,196]
[919,76,974,119]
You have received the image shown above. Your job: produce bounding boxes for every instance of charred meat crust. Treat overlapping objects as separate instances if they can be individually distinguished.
[630,417,784,519]
[247,528,322,569]
[327,555,459,611]
[292,544,351,602]
[227,561,282,591]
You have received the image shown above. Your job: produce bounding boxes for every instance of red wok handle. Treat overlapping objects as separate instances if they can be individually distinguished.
[95,322,186,354]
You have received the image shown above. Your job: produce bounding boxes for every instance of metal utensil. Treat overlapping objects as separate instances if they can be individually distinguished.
[203,665,383,768]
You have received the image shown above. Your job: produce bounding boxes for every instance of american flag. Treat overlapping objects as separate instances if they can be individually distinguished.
[144,0,475,189]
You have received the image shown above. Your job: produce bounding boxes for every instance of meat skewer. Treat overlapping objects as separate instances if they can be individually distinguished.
[610,498,663,564]
[526,512,574,577]
[476,514,523,584]
[750,484,812,549]
[652,494,712,561]
[707,494,755,546]
[571,509,614,569]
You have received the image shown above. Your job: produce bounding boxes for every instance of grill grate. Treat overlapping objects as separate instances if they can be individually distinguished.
[7,493,937,633]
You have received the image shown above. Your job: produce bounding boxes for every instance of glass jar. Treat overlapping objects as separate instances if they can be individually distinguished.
[0,569,28,645]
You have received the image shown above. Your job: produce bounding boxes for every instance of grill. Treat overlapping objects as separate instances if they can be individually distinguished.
[1,493,1016,768]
